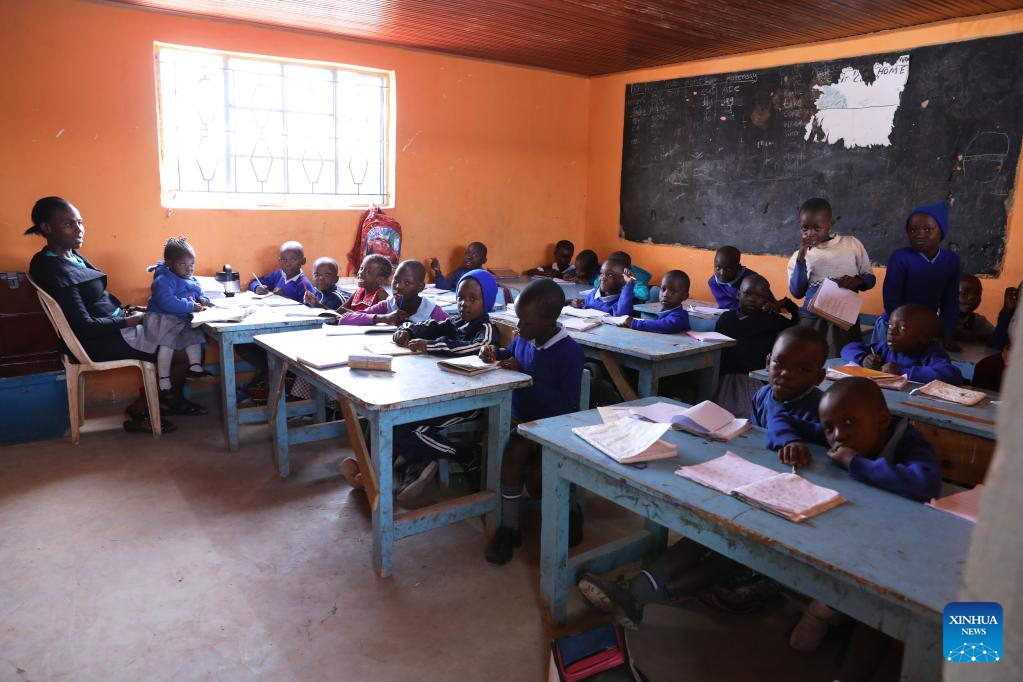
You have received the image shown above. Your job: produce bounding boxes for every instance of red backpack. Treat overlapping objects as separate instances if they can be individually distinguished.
[346,205,402,275]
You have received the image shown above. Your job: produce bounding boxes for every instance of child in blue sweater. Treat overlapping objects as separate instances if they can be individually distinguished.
[526,239,576,279]
[481,279,585,565]
[592,250,651,302]
[790,376,940,666]
[575,258,635,316]
[873,202,961,349]
[708,246,772,311]
[954,274,995,344]
[302,257,349,311]
[143,237,211,397]
[842,304,963,385]
[616,270,691,333]
[751,326,830,467]
[429,241,487,290]
[249,240,313,302]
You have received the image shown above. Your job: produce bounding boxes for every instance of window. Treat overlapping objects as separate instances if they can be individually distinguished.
[155,43,394,209]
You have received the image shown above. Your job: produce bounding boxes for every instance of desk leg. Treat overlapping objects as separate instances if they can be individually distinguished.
[315,390,327,423]
[485,395,512,532]
[540,447,571,625]
[371,412,395,578]
[219,336,240,451]
[636,365,656,398]
[267,355,290,478]
[901,621,941,681]
[695,350,722,401]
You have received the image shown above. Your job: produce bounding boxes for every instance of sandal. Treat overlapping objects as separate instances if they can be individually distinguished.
[186,366,214,379]
[122,416,177,434]
[174,398,208,416]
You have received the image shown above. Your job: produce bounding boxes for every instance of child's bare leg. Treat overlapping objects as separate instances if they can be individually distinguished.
[485,434,535,565]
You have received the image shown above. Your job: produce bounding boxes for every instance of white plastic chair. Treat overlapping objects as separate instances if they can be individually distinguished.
[27,273,161,444]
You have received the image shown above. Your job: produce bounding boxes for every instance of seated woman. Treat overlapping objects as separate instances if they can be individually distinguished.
[25,196,191,432]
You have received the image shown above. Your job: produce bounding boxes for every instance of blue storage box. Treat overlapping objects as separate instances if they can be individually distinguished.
[0,370,70,444]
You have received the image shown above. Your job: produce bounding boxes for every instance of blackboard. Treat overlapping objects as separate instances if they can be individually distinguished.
[620,33,1023,275]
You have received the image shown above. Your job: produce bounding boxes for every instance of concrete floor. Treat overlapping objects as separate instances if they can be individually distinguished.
[1,401,893,681]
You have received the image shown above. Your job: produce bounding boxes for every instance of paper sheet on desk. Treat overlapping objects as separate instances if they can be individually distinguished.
[562,306,607,319]
[572,419,673,463]
[190,307,251,327]
[928,485,984,523]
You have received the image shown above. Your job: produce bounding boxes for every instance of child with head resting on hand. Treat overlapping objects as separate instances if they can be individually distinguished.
[751,326,830,469]
[574,257,635,316]
[954,274,994,344]
[567,249,599,285]
[709,246,774,312]
[789,376,940,670]
[249,240,313,303]
[841,304,963,385]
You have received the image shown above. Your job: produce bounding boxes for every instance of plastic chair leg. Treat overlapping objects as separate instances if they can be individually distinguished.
[65,363,81,445]
[141,363,162,439]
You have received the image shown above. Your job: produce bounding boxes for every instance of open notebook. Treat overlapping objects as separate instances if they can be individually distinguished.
[572,419,677,464]
[562,306,607,320]
[189,307,250,328]
[808,278,862,330]
[675,452,846,523]
[630,401,750,441]
[322,323,397,336]
[562,317,602,332]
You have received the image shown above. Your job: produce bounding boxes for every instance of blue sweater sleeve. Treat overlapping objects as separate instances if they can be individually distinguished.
[583,290,614,313]
[612,282,635,317]
[496,336,516,361]
[882,251,908,315]
[764,412,825,450]
[789,258,808,298]
[631,308,690,333]
[151,275,196,317]
[989,309,1013,350]
[903,357,964,385]
[841,341,870,365]
[248,270,281,292]
[848,434,941,502]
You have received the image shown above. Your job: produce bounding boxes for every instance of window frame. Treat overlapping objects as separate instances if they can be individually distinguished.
[153,41,396,210]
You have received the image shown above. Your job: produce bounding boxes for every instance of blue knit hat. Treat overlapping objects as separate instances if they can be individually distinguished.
[906,201,949,240]
[457,269,498,312]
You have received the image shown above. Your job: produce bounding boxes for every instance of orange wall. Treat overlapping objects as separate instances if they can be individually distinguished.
[586,12,1023,321]
[0,0,589,401]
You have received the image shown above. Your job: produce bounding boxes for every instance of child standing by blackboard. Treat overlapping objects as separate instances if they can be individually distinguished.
[787,198,875,357]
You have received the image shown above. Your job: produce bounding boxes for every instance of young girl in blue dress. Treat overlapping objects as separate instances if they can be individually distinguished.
[143,237,211,398]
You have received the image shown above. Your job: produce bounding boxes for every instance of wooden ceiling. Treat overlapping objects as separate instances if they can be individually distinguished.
[110,0,1023,75]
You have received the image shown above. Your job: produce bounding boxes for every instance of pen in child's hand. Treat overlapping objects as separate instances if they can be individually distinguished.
[252,272,264,287]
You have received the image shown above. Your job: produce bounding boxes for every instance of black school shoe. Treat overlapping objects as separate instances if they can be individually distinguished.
[576,573,643,630]
[485,526,522,565]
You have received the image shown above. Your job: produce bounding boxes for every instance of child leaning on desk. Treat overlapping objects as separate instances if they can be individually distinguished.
[614,269,691,333]
[788,376,941,678]
[479,279,585,565]
[429,241,488,291]
[343,254,391,312]
[841,304,964,385]
[249,240,313,302]
[573,257,635,316]
[302,256,349,311]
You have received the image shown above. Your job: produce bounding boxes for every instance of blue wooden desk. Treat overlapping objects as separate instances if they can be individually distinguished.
[492,311,733,400]
[202,307,326,451]
[749,359,998,441]
[520,398,969,681]
[254,328,532,577]
[498,276,593,303]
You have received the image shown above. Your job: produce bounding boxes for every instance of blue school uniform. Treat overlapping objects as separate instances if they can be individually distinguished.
[847,418,941,502]
[751,384,827,451]
[629,304,690,334]
[309,285,348,310]
[583,281,634,316]
[594,265,651,302]
[147,262,208,318]
[433,266,470,291]
[840,340,963,385]
[707,266,773,311]
[247,269,313,303]
[497,327,584,422]
[876,247,961,340]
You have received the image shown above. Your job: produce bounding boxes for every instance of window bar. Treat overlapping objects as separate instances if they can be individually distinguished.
[223,57,234,193]
[379,80,387,203]
[281,63,289,195]
[333,69,340,196]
